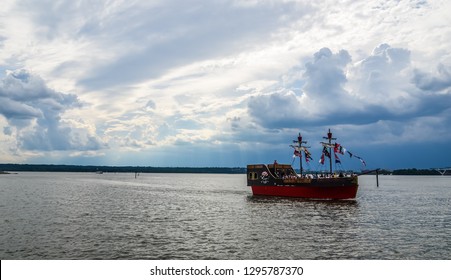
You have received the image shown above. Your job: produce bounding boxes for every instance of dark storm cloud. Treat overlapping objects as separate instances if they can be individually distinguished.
[0,69,104,151]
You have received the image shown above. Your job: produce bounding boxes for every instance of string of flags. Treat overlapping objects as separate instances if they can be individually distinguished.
[347,151,366,166]
[291,141,366,167]
[318,143,366,167]
[292,146,313,162]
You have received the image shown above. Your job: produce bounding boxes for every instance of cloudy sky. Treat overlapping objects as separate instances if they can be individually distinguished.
[1,0,450,170]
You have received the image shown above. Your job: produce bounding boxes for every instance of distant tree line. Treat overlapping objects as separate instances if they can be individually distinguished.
[1,164,448,175]
[391,168,446,175]
[356,168,448,175]
[0,164,246,174]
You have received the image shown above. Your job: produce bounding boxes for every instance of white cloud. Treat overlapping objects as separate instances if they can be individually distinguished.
[247,44,451,145]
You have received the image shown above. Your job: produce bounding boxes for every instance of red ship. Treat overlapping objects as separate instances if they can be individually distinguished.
[247,129,360,199]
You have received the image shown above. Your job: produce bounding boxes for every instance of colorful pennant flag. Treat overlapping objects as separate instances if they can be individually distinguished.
[323,146,331,158]
[304,149,313,162]
[334,153,341,164]
[293,150,301,157]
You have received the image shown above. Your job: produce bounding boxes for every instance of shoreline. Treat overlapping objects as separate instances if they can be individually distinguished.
[0,164,449,175]
[0,164,246,174]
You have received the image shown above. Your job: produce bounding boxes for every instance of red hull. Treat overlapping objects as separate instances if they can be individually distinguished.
[247,163,359,199]
[251,184,358,199]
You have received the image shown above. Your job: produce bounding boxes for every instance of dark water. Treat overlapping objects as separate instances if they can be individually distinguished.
[0,172,450,259]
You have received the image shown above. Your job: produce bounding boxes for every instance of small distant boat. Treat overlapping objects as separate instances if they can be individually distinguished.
[247,129,361,200]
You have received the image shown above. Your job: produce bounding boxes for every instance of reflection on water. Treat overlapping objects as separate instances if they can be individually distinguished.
[246,195,359,206]
[0,173,450,259]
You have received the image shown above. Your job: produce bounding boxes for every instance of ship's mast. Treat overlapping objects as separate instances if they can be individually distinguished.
[293,133,308,175]
[323,129,336,174]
